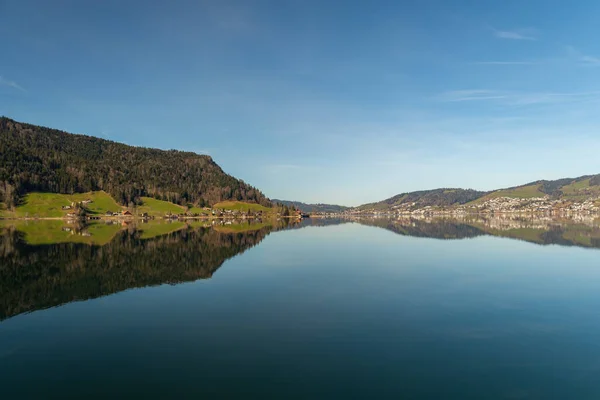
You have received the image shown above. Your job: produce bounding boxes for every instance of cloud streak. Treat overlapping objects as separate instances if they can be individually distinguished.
[580,55,600,66]
[566,46,600,67]
[491,27,537,41]
[0,76,25,92]
[474,61,536,65]
[436,90,600,106]
[436,90,509,102]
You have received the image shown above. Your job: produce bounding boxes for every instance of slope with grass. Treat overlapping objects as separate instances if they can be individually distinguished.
[135,197,186,217]
[0,191,123,219]
[357,188,486,211]
[186,207,211,216]
[357,173,600,212]
[0,191,279,220]
[212,201,272,213]
[468,184,545,205]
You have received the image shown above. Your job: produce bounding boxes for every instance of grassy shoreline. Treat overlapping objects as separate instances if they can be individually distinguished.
[1,192,300,220]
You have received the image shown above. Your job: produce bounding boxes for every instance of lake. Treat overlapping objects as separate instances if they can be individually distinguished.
[2,216,600,399]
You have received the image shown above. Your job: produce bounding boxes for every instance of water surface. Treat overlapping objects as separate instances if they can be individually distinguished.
[2,217,600,399]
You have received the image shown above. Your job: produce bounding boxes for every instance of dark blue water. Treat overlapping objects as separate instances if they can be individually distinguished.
[2,221,600,399]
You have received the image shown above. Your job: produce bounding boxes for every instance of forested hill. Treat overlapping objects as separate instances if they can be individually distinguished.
[0,117,271,208]
[357,188,486,211]
[356,174,600,211]
[272,199,349,213]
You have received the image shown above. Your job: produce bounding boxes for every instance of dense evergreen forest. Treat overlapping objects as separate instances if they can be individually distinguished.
[0,117,271,208]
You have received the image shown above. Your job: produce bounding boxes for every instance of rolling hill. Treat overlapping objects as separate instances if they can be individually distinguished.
[272,199,349,213]
[0,117,271,208]
[357,174,600,211]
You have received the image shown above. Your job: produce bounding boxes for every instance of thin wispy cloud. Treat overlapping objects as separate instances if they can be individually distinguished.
[565,46,600,67]
[474,61,536,65]
[0,76,26,92]
[436,90,509,102]
[580,55,600,66]
[436,90,600,106]
[491,27,538,41]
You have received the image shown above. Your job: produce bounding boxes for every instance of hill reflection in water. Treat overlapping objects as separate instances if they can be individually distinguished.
[0,219,297,321]
[354,214,600,248]
[2,214,600,321]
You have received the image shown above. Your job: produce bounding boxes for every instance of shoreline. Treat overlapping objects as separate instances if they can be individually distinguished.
[0,215,304,222]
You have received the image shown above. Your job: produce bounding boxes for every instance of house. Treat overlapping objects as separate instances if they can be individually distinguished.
[140,212,149,218]
[122,210,132,216]
[105,211,114,216]
[62,205,72,210]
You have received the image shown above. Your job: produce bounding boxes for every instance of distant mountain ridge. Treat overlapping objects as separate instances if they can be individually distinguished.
[356,174,600,211]
[0,117,271,208]
[272,199,349,213]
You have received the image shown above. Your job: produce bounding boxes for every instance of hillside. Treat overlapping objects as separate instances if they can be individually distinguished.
[272,199,349,213]
[357,174,600,212]
[357,188,486,211]
[0,117,271,208]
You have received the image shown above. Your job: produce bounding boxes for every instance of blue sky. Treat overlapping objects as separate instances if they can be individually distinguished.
[2,0,600,206]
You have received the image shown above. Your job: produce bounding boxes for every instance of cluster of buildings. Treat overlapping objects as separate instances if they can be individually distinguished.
[458,196,600,215]
[348,196,600,217]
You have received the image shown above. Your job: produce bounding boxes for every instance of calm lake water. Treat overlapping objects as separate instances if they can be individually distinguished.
[2,216,600,399]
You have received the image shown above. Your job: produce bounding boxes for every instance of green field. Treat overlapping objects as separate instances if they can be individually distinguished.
[489,184,545,199]
[72,191,123,214]
[0,193,273,220]
[469,184,544,205]
[560,178,600,200]
[8,193,72,218]
[0,191,123,219]
[212,201,272,213]
[134,197,186,217]
[187,207,211,216]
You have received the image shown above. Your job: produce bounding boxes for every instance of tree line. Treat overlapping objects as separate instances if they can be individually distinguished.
[0,117,272,209]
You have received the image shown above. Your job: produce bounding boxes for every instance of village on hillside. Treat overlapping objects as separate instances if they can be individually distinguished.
[347,196,600,217]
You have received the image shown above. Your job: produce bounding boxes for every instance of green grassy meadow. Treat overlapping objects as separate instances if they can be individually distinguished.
[0,191,273,220]
[73,191,123,214]
[135,197,186,217]
[212,201,272,213]
[186,206,212,216]
[0,191,123,219]
[468,184,545,205]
